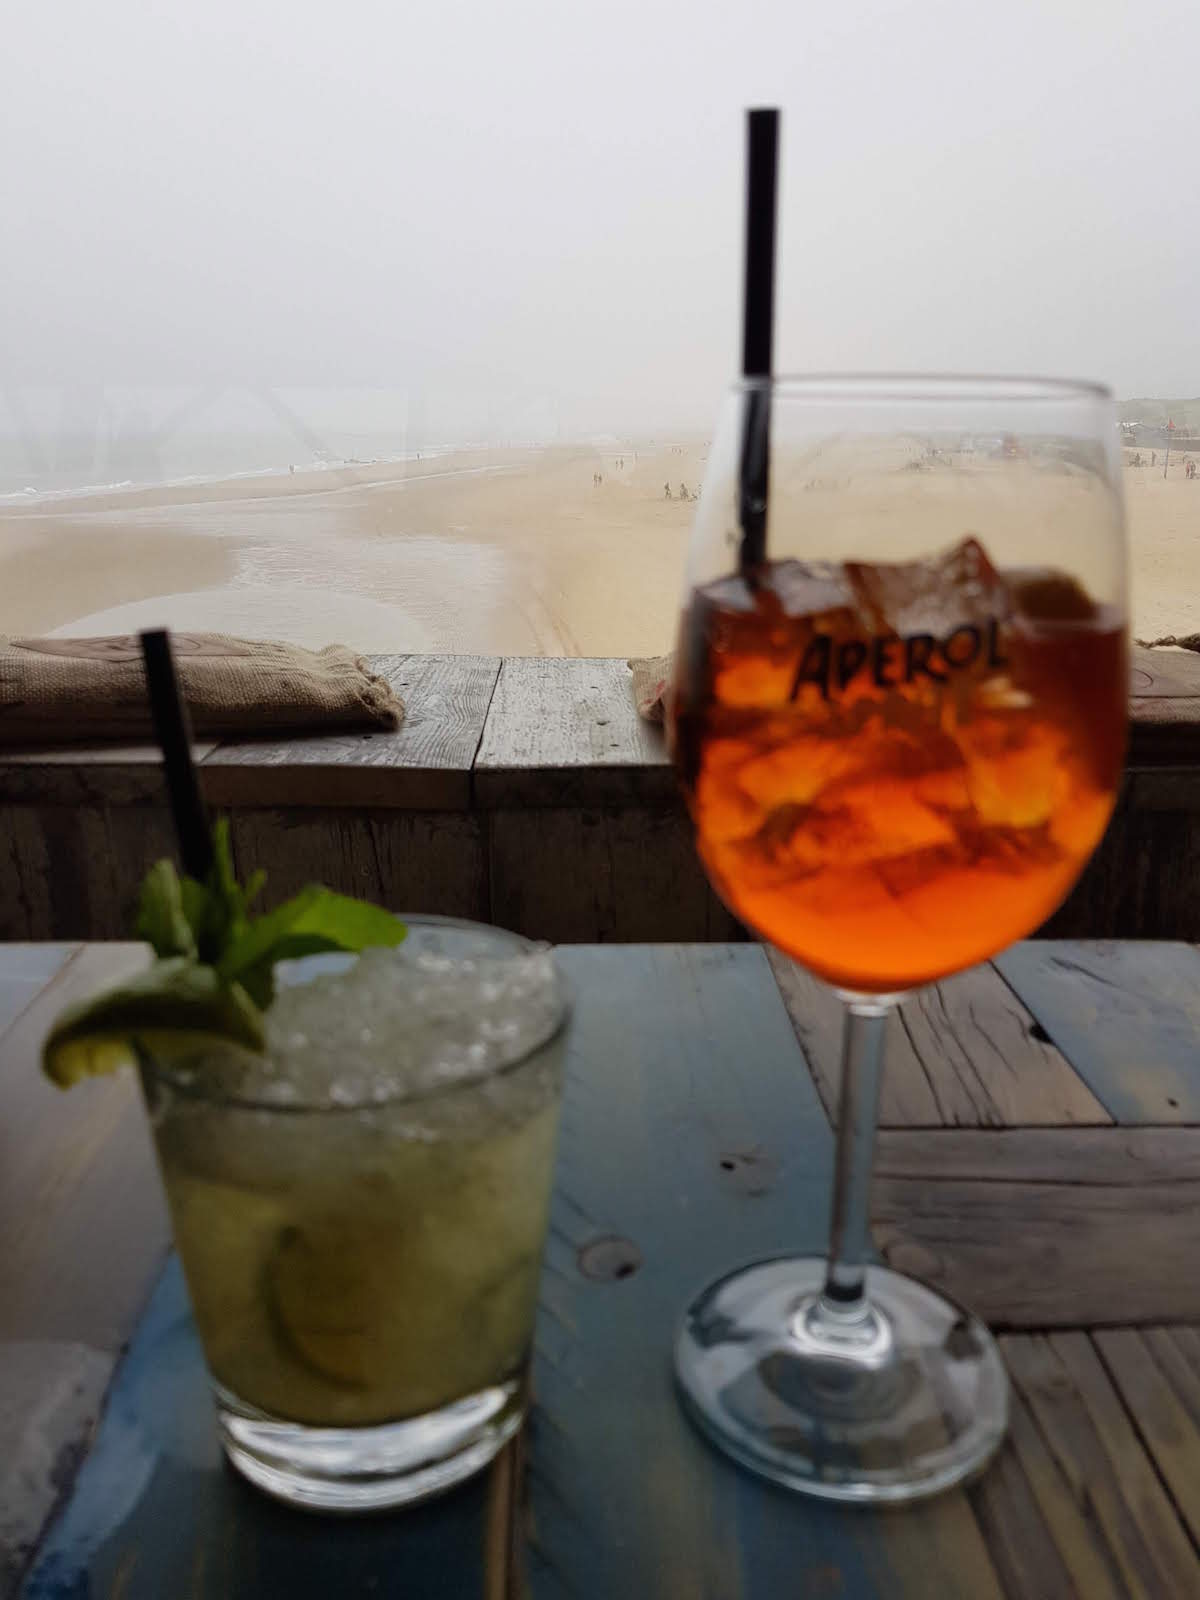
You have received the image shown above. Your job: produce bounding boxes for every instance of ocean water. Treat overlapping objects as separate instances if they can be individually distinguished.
[0,385,556,498]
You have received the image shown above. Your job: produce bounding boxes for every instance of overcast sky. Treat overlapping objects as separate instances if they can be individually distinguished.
[4,0,1199,439]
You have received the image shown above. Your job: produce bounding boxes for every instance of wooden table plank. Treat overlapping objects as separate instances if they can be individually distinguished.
[20,1262,511,1600]
[0,1340,113,1596]
[995,941,1200,1123]
[1094,1327,1200,1549]
[527,945,833,1599]
[488,806,742,944]
[872,1128,1200,1326]
[1129,643,1200,766]
[0,943,170,1591]
[768,950,1108,1128]
[473,658,675,808]
[1130,644,1200,700]
[0,943,167,1349]
[1002,1333,1200,1598]
[527,944,1003,1599]
[969,1393,1089,1600]
[202,655,500,811]
[973,1386,1128,1600]
[0,805,180,943]
[226,809,489,921]
[0,745,217,808]
[0,945,77,1039]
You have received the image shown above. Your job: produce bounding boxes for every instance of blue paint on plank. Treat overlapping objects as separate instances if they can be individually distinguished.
[996,941,1200,1123]
[22,1259,496,1599]
[527,945,856,1598]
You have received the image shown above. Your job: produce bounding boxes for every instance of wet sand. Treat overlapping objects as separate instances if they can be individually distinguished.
[0,445,701,656]
[0,443,1194,654]
[1120,455,1200,642]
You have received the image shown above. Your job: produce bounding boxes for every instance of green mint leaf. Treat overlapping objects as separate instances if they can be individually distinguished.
[232,931,386,1009]
[242,867,267,913]
[211,817,241,906]
[175,819,256,964]
[135,861,198,959]
[218,888,406,995]
[200,819,250,960]
[179,875,210,942]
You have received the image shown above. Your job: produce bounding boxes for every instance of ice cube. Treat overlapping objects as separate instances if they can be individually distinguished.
[958,718,1070,829]
[1005,570,1099,623]
[846,536,1009,637]
[766,561,858,622]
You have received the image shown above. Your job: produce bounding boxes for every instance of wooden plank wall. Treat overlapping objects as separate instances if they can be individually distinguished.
[3,649,1200,945]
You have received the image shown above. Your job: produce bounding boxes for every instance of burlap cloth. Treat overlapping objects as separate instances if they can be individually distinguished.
[628,654,673,723]
[0,634,404,747]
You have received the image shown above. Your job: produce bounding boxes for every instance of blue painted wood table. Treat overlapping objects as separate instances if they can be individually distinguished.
[4,940,1200,1598]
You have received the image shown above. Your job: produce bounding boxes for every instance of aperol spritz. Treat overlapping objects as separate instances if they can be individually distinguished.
[673,537,1126,992]
[669,375,1127,1503]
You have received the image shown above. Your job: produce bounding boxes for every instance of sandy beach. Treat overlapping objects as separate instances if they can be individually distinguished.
[1,442,1195,655]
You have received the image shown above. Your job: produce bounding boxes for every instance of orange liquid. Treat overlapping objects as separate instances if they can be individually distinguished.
[671,546,1126,992]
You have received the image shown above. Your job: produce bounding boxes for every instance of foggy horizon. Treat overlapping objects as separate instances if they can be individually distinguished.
[4,0,1199,459]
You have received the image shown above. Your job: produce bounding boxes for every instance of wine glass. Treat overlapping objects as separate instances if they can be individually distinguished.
[668,374,1127,1502]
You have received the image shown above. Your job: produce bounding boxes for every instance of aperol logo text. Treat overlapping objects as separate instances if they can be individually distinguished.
[789,618,1008,701]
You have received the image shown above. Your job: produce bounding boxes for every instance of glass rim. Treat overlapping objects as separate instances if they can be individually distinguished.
[139,913,571,1116]
[732,373,1113,404]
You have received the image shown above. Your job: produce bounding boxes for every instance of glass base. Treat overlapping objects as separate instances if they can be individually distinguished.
[675,1257,1008,1504]
[215,1377,524,1512]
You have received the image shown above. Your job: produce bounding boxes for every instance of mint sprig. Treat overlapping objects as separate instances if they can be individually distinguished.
[135,819,406,1013]
[44,817,406,1088]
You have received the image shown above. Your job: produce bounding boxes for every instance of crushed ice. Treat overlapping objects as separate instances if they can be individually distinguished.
[197,944,564,1109]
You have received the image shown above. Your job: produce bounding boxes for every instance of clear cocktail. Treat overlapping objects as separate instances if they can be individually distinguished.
[140,918,568,1510]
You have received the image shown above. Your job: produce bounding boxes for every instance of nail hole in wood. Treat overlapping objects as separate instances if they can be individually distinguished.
[578,1235,643,1283]
[717,1146,779,1195]
[1168,1097,1179,1109]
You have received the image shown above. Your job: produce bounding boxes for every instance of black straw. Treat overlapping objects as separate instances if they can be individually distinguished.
[139,629,214,883]
[742,108,779,379]
[738,107,779,575]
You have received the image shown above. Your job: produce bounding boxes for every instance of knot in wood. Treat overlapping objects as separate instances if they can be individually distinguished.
[882,1236,945,1282]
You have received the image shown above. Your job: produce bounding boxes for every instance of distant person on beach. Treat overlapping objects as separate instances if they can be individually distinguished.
[1152,452,1157,466]
[664,482,672,499]
[679,483,689,501]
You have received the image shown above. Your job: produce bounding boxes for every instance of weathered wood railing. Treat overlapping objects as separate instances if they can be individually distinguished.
[3,648,1199,943]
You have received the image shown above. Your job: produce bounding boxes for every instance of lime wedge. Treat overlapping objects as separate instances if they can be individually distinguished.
[266,1222,382,1389]
[42,957,265,1088]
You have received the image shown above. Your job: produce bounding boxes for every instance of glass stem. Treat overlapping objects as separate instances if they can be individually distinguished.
[820,996,893,1316]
